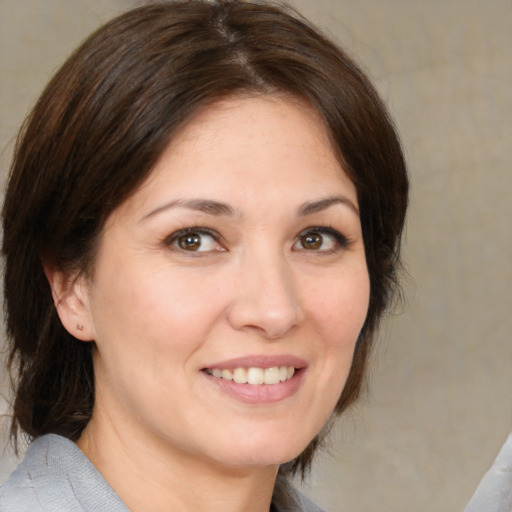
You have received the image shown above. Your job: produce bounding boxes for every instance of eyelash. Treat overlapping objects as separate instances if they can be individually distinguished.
[295,226,351,253]
[164,226,351,254]
[165,227,224,253]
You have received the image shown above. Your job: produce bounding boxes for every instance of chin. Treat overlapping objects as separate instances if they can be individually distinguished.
[208,435,310,469]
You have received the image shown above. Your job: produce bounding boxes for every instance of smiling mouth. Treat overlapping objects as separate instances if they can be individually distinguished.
[204,366,295,385]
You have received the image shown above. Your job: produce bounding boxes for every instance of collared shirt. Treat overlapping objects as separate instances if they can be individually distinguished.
[0,434,325,512]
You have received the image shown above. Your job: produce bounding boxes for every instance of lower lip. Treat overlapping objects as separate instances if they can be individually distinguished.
[203,369,304,404]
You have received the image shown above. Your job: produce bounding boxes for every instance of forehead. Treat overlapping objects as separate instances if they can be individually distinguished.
[115,94,357,220]
[163,94,338,165]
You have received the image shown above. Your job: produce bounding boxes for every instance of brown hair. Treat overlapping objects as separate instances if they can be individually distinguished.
[2,0,408,475]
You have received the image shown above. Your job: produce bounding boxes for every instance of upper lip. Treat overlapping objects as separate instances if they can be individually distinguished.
[203,354,308,370]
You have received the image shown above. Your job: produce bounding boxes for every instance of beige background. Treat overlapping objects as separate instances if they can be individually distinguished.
[1,1,511,511]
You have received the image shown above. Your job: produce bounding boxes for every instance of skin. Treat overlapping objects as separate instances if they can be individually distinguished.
[49,95,370,512]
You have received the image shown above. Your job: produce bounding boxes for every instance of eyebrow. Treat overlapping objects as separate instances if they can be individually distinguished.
[140,198,237,222]
[298,196,359,217]
[140,194,358,223]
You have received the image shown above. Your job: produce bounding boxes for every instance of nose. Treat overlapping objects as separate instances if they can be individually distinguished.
[227,253,303,339]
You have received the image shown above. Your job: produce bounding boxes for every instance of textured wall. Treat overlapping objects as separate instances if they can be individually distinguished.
[290,1,512,511]
[1,2,511,512]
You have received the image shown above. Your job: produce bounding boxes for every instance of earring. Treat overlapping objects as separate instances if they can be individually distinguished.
[77,323,84,331]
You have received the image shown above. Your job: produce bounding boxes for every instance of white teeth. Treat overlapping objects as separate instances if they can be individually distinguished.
[222,369,233,381]
[247,367,264,385]
[208,366,296,385]
[233,368,247,384]
[264,367,281,385]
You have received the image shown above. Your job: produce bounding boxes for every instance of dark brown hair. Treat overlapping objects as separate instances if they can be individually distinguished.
[2,0,408,475]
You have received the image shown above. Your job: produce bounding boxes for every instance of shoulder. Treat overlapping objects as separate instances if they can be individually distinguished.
[290,488,326,512]
[0,461,41,512]
[0,434,128,512]
[0,435,59,512]
[464,432,512,512]
[272,474,326,512]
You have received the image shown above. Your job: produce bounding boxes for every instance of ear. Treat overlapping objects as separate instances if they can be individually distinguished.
[44,264,95,342]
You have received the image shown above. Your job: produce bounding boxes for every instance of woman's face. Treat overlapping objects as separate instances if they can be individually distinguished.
[77,95,370,468]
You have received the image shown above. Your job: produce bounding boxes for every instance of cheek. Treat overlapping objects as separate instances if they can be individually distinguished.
[89,260,228,360]
[87,265,217,408]
[308,268,370,389]
[309,269,370,343]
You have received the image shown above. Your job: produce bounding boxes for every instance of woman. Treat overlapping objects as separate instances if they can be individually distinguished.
[0,1,408,511]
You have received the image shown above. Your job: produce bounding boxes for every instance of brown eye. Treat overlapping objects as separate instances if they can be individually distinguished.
[294,227,348,252]
[177,233,201,251]
[300,232,323,250]
[169,229,223,253]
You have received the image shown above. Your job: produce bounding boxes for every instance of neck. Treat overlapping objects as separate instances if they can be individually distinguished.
[77,413,279,512]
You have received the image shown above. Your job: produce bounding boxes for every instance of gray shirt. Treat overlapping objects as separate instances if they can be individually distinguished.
[0,434,324,512]
[463,432,512,512]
